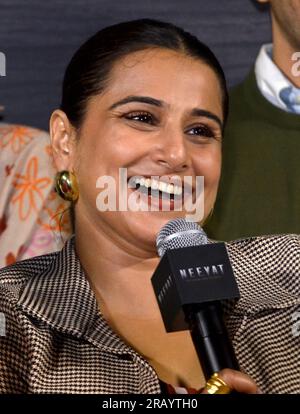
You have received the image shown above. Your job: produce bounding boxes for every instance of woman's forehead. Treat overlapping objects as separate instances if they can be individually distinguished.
[109,48,218,87]
[98,49,223,115]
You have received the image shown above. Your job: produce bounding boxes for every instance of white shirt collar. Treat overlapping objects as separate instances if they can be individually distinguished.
[255,44,295,111]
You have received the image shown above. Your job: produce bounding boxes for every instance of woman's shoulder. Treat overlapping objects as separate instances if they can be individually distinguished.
[224,234,300,394]
[225,233,300,297]
[226,233,300,262]
[0,252,59,393]
[0,252,58,303]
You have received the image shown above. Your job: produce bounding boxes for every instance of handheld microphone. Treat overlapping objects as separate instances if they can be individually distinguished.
[151,218,240,379]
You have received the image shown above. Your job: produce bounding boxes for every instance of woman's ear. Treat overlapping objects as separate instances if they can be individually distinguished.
[50,109,77,171]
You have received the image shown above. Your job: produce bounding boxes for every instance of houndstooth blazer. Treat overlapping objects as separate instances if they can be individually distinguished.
[0,235,299,394]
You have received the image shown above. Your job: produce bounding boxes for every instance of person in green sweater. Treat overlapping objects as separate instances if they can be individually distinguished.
[205,0,300,241]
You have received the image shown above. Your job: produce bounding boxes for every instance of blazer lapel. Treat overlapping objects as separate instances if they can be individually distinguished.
[17,237,132,355]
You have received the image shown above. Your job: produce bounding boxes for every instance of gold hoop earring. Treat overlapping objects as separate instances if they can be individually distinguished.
[55,170,79,202]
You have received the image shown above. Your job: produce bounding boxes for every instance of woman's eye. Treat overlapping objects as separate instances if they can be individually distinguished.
[186,125,215,138]
[124,112,156,125]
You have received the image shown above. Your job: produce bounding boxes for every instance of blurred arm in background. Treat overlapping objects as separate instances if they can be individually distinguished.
[0,122,71,268]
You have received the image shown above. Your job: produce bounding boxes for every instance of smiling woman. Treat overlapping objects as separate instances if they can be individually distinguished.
[52,27,225,252]
[0,19,299,394]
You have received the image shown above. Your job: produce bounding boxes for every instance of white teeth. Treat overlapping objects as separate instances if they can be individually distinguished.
[160,182,168,193]
[167,184,174,194]
[151,179,159,190]
[174,186,182,195]
[132,176,183,195]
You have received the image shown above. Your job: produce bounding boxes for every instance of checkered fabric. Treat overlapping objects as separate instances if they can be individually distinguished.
[0,235,299,393]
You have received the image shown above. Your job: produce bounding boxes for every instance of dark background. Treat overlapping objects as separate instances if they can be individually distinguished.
[0,0,271,131]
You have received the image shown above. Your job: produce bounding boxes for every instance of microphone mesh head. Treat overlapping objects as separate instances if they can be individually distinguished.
[156,218,208,257]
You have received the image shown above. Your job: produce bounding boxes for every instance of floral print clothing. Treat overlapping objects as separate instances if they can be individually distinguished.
[0,123,71,268]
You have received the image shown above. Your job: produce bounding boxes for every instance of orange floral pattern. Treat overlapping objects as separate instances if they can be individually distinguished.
[0,125,36,153]
[0,123,71,268]
[12,156,52,220]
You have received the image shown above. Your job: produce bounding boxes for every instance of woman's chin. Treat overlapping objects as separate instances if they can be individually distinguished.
[126,210,187,249]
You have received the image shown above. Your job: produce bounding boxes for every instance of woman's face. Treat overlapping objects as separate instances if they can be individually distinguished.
[54,48,223,253]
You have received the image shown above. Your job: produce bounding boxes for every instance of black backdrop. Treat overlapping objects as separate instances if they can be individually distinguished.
[0,0,271,130]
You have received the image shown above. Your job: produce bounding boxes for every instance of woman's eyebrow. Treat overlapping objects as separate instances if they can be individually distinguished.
[109,95,223,129]
[109,95,163,110]
[190,108,223,129]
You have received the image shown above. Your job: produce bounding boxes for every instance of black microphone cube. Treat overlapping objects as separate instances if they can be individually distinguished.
[151,243,240,332]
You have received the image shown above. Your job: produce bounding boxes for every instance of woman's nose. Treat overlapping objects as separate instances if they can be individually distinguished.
[152,129,190,172]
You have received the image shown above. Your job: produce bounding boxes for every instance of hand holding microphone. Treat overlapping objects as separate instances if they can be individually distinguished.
[152,218,261,394]
[201,369,261,394]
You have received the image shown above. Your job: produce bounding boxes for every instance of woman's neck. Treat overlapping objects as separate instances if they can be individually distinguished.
[74,214,161,319]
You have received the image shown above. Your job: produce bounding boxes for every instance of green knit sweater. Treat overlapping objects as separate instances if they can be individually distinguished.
[205,69,300,241]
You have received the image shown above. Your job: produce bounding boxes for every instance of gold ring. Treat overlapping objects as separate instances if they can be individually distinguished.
[204,372,232,394]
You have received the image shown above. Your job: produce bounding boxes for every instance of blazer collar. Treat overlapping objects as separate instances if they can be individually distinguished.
[17,237,132,355]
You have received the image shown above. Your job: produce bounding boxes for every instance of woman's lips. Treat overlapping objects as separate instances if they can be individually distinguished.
[138,186,176,211]
[124,174,196,212]
[128,184,192,212]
